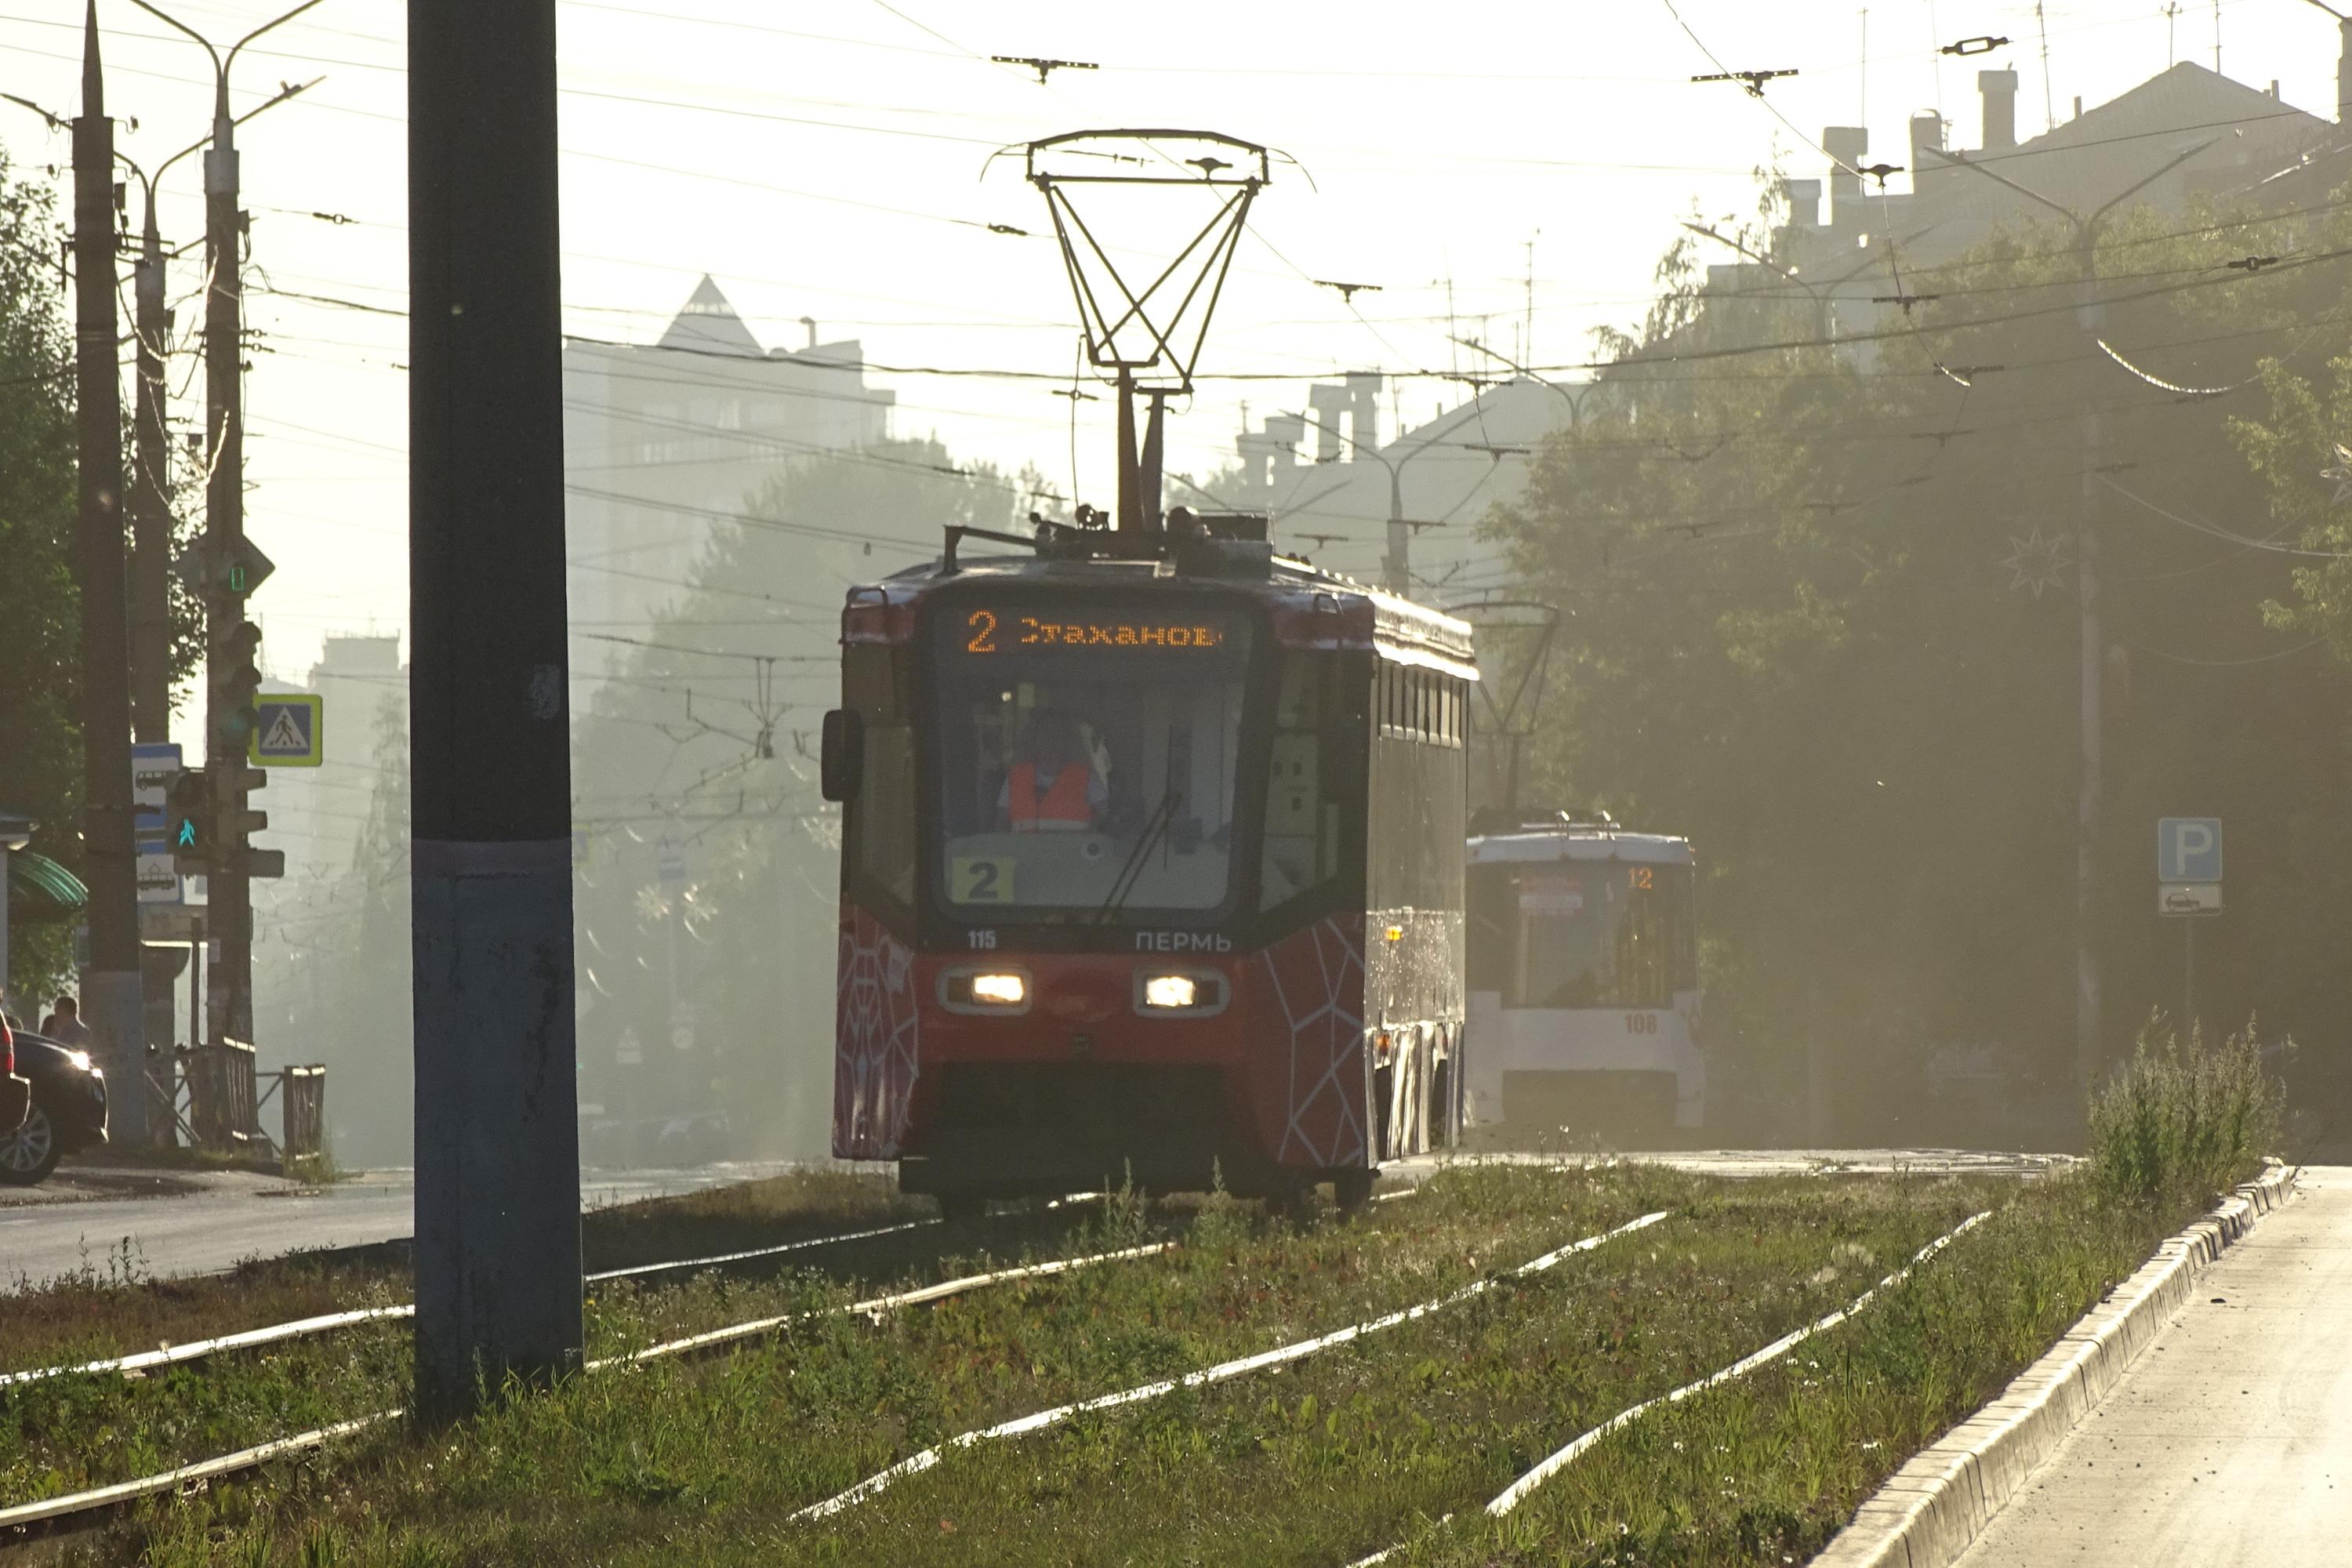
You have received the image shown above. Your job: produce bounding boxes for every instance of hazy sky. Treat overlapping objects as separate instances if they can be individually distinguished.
[4,0,2346,745]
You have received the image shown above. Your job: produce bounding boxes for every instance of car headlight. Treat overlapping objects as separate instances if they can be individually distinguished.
[969,972,1026,1006]
[66,1050,92,1073]
[1141,975,1197,1010]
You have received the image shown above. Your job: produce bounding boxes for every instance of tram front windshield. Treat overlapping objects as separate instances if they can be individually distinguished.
[931,599,1254,920]
[1468,859,1696,1009]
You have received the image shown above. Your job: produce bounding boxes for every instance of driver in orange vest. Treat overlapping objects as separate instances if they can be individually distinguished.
[996,710,1107,833]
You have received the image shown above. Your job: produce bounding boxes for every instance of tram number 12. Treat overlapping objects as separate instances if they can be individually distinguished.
[1628,866,1654,891]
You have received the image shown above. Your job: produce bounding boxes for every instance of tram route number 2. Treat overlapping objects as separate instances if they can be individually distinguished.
[952,856,1014,903]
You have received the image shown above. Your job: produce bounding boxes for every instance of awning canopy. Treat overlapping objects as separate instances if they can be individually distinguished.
[8,851,88,924]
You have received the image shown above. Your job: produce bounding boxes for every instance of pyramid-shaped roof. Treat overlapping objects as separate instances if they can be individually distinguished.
[1933,64,2326,230]
[656,275,764,358]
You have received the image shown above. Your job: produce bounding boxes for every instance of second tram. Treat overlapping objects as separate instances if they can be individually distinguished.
[1464,812,1704,1134]
[824,510,1475,1210]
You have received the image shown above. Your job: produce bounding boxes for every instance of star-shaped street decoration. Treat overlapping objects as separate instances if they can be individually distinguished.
[1998,526,2069,599]
[2322,442,2352,504]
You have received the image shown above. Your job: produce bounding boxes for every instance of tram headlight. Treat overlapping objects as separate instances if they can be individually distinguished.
[940,967,1032,1012]
[1141,975,1197,1010]
[969,972,1027,1006]
[1134,970,1225,1016]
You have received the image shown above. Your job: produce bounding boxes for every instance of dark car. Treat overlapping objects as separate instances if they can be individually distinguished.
[0,1029,109,1185]
[1,1015,28,1137]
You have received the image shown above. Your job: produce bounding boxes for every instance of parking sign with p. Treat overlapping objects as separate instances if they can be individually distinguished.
[2158,818,2222,884]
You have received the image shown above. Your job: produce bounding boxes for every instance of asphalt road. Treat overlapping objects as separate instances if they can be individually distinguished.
[0,1162,797,1292]
[1954,1166,2352,1567]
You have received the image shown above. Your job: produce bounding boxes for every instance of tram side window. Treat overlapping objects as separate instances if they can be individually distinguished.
[844,646,916,909]
[1260,653,1349,913]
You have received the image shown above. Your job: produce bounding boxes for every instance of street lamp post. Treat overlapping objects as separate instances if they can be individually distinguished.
[1924,138,2217,1099]
[115,79,314,746]
[129,0,325,1048]
[1294,398,1494,594]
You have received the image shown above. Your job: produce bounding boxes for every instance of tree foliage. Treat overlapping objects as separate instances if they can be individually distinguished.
[1486,181,2352,1130]
[566,437,1025,1161]
[0,151,84,1000]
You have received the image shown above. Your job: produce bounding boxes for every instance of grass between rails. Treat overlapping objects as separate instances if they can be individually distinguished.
[769,1176,1993,1568]
[16,1160,2245,1567]
[32,1167,1937,1566]
[1390,1171,2230,1566]
[49,1165,1681,1562]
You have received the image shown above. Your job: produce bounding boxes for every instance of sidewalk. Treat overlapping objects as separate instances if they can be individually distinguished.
[1953,1167,2352,1566]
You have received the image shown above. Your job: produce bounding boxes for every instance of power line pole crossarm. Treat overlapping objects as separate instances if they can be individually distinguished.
[71,0,147,1141]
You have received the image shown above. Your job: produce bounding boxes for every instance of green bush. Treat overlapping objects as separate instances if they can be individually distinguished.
[2087,1014,2285,1203]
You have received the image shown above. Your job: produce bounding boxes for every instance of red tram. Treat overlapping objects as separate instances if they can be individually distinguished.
[822,510,1475,1210]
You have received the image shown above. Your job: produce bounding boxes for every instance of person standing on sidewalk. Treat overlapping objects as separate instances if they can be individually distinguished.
[38,994,92,1045]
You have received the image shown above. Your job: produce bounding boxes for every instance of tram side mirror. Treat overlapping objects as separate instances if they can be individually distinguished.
[820,709,863,802]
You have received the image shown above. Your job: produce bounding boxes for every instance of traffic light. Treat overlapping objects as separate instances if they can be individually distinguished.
[220,620,263,749]
[166,770,212,873]
[223,764,268,845]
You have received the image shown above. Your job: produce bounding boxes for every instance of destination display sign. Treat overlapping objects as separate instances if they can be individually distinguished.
[953,607,1233,655]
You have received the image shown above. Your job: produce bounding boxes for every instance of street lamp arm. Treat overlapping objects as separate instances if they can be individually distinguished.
[1290,406,1396,475]
[0,92,67,130]
[118,79,320,214]
[1922,145,2084,230]
[2088,137,2220,228]
[226,0,327,78]
[2302,0,2350,23]
[1450,335,1593,421]
[125,0,223,82]
[1679,222,1815,294]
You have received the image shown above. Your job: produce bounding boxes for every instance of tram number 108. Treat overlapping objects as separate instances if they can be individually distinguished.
[1624,1013,1661,1035]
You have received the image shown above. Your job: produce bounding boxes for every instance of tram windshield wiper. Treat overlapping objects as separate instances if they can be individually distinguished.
[1094,788,1184,926]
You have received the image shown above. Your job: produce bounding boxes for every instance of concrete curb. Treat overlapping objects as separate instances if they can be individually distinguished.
[1811,1158,2299,1568]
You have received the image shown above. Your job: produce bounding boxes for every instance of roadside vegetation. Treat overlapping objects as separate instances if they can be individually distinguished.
[2085,1014,2287,1204]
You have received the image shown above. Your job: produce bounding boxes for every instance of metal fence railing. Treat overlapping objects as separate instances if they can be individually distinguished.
[275,1064,326,1158]
[185,1040,259,1149]
[148,1044,326,1162]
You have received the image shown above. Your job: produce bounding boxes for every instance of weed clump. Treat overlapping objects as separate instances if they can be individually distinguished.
[2086,1014,2284,1204]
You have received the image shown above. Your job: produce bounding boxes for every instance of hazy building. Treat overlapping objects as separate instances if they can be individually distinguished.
[562,276,895,691]
[1216,373,1576,604]
[1735,63,2335,347]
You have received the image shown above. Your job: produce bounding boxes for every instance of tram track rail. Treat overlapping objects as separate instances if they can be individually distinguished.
[0,1239,1171,1541]
[1,1197,1124,1391]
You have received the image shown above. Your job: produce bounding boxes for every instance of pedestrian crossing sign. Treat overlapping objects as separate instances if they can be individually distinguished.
[251,694,324,767]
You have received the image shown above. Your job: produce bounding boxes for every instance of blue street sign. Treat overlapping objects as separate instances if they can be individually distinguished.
[2158,818,2223,883]
[131,741,182,834]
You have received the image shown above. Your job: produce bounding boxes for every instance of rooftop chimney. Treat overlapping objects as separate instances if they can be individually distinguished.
[1909,111,1947,197]
[1308,383,1349,463]
[2339,19,2352,124]
[1783,176,1822,228]
[1345,371,1382,456]
[1823,126,1869,229]
[1979,69,2018,151]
